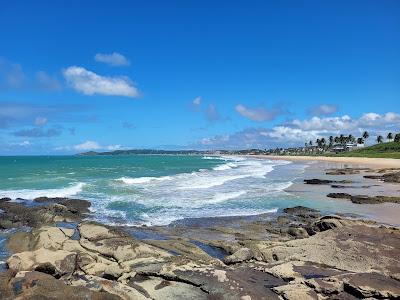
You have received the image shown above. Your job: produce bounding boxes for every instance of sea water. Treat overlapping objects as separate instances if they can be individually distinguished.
[0,155,308,225]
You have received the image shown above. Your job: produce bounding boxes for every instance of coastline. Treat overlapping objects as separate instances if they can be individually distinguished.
[1,156,400,298]
[251,154,400,168]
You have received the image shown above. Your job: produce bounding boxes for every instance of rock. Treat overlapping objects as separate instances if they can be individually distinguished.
[1,271,120,300]
[343,272,400,299]
[327,193,400,204]
[350,195,400,204]
[304,179,352,185]
[277,216,289,225]
[79,222,120,241]
[267,262,303,280]
[327,193,352,199]
[7,248,76,277]
[287,227,309,238]
[273,282,319,300]
[283,206,320,219]
[223,247,253,264]
[313,216,343,232]
[364,171,400,183]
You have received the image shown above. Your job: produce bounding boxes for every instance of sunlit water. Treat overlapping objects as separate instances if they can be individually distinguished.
[1,155,313,225]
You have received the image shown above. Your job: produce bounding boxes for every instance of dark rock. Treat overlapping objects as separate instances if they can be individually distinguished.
[304,179,352,185]
[313,216,343,232]
[327,193,352,199]
[0,197,11,203]
[283,206,321,219]
[343,272,400,299]
[350,195,400,204]
[1,271,120,300]
[364,171,400,183]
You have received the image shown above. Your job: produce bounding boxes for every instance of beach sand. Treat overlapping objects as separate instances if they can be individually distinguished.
[255,155,400,168]
[241,154,400,226]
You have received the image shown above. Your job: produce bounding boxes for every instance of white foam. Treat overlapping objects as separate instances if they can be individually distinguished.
[116,176,172,185]
[213,162,237,171]
[209,190,247,203]
[0,182,86,200]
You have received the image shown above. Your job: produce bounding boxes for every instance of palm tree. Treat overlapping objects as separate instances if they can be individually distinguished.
[348,134,355,143]
[357,137,364,144]
[339,134,345,144]
[309,140,313,146]
[334,136,339,144]
[362,131,369,145]
[387,132,393,142]
[329,136,334,147]
[395,134,400,143]
[321,138,326,149]
[376,135,383,143]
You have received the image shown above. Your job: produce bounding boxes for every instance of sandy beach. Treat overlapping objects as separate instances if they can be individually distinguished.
[253,155,400,168]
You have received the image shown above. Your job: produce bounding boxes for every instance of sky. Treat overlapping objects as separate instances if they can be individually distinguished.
[0,0,399,154]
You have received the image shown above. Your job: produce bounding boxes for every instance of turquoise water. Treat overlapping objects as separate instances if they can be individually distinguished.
[0,155,309,225]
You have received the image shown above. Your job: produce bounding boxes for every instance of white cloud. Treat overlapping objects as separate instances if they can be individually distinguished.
[19,141,31,146]
[192,96,201,106]
[235,104,281,122]
[63,66,139,98]
[71,140,122,152]
[94,52,130,66]
[34,117,48,126]
[195,112,400,149]
[308,104,337,116]
[73,140,101,151]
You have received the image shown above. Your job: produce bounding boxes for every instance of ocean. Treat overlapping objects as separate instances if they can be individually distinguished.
[0,155,311,225]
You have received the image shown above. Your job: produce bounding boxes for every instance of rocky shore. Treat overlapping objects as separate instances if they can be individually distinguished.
[1,190,399,299]
[1,165,400,299]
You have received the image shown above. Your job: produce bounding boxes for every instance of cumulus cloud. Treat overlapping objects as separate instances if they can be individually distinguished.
[72,140,122,152]
[12,127,62,138]
[94,52,130,66]
[193,96,201,106]
[195,112,400,149]
[308,104,337,116]
[34,117,48,126]
[63,66,139,97]
[235,104,283,122]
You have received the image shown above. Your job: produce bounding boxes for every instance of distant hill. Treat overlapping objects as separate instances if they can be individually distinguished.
[333,142,400,159]
[79,149,206,156]
[78,148,267,156]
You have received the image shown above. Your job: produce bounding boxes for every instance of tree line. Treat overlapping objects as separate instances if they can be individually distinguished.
[306,131,400,149]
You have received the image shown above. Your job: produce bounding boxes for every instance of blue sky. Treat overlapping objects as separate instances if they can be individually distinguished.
[0,0,399,154]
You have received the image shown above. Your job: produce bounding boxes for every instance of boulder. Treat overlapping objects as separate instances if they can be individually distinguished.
[287,227,309,238]
[7,248,76,277]
[223,247,253,264]
[2,271,120,300]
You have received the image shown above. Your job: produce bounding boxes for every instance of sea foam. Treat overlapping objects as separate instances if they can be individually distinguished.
[0,182,86,200]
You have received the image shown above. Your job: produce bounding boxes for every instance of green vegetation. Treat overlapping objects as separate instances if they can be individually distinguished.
[331,142,400,159]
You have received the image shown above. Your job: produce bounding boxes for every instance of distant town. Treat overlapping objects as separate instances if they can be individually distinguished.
[80,131,400,158]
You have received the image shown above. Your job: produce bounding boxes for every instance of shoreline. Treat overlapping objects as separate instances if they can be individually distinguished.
[249,154,400,167]
[1,158,400,298]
